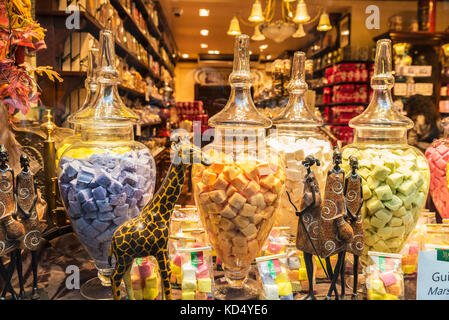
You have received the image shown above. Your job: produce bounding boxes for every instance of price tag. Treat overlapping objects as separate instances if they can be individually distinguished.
[415,83,433,96]
[394,83,407,96]
[417,250,449,300]
[397,65,432,77]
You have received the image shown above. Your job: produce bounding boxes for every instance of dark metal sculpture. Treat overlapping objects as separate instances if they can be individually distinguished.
[15,154,42,299]
[286,156,330,300]
[0,145,24,300]
[340,156,364,299]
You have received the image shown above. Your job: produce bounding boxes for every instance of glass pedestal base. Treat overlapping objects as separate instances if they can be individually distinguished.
[80,277,113,300]
[214,278,259,300]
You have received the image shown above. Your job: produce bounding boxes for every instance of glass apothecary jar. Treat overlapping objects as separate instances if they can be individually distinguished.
[341,39,430,262]
[266,51,333,239]
[192,35,285,299]
[57,30,156,299]
[425,118,449,219]
[57,46,99,162]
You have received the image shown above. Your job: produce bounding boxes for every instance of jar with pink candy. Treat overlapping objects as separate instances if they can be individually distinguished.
[425,118,449,219]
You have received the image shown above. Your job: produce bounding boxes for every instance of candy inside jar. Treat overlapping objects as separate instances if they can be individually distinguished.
[266,51,333,238]
[192,35,285,298]
[341,39,430,262]
[57,30,156,300]
[425,118,449,219]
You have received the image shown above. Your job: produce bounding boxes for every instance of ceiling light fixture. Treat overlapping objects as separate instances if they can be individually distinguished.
[182,53,189,59]
[199,9,209,17]
[200,43,208,48]
[292,24,306,38]
[251,24,265,41]
[317,11,332,32]
[248,0,264,22]
[208,50,220,54]
[200,29,209,36]
[293,0,310,23]
[259,44,268,51]
[266,55,272,60]
[227,16,241,36]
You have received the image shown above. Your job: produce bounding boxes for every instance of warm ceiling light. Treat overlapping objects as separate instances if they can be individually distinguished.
[200,29,209,36]
[199,9,209,16]
[251,24,265,41]
[248,0,264,22]
[293,0,310,23]
[215,50,220,54]
[292,24,306,38]
[182,53,189,59]
[259,44,268,50]
[317,11,332,31]
[227,16,241,36]
[200,43,208,48]
[249,51,253,55]
[208,50,220,54]
[266,55,272,60]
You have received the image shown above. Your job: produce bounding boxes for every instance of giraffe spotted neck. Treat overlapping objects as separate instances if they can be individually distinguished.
[142,161,186,223]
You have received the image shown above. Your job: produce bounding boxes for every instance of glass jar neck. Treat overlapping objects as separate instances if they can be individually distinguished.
[353,127,408,144]
[80,124,134,142]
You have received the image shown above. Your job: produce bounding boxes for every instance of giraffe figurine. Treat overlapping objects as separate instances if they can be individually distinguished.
[109,137,211,300]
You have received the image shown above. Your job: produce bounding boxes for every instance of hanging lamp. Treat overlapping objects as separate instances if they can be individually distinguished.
[293,0,310,23]
[251,24,266,41]
[317,11,332,31]
[227,16,242,35]
[292,24,306,38]
[248,0,264,22]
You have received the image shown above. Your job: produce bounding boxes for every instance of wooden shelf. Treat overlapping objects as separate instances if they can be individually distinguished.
[110,0,174,77]
[311,81,370,90]
[316,102,369,108]
[374,31,449,46]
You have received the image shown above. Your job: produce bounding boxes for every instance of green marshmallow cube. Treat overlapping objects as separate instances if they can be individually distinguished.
[390,225,405,239]
[365,233,380,246]
[392,207,407,217]
[411,174,424,188]
[402,212,413,229]
[398,179,417,196]
[375,209,393,224]
[363,185,372,200]
[378,226,393,240]
[385,237,401,250]
[370,216,387,229]
[372,165,391,181]
[373,239,389,252]
[374,184,393,201]
[413,192,426,208]
[367,176,380,190]
[384,195,403,211]
[386,172,404,189]
[397,192,415,209]
[366,197,385,214]
[358,167,371,180]
[359,159,372,169]
[389,217,403,227]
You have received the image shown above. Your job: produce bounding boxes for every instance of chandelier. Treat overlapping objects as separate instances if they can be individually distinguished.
[227,0,332,43]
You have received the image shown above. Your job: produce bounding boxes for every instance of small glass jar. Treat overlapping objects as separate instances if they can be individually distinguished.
[192,35,285,298]
[57,47,99,161]
[58,30,156,299]
[342,39,430,261]
[425,118,449,219]
[266,52,333,239]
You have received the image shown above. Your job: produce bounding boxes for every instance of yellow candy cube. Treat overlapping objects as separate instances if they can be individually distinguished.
[384,293,399,300]
[143,287,158,300]
[198,278,212,293]
[145,275,158,288]
[182,290,195,300]
[402,265,416,274]
[133,289,143,300]
[370,278,386,295]
[298,268,308,281]
[275,271,289,284]
[367,289,385,300]
[277,282,293,296]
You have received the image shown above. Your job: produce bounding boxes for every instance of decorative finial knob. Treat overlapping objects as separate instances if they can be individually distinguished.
[40,109,57,141]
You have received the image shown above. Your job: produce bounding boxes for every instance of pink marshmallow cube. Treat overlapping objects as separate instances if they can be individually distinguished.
[173,253,182,267]
[196,263,210,278]
[379,270,398,287]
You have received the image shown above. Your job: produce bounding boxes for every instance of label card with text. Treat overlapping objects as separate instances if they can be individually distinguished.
[417,250,449,300]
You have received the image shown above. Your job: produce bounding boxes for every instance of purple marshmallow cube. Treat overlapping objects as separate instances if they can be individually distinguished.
[92,186,107,200]
[95,170,113,187]
[120,171,138,187]
[92,220,110,233]
[123,184,135,198]
[133,189,143,201]
[77,189,92,204]
[77,166,96,184]
[121,159,137,173]
[114,203,129,217]
[96,199,113,213]
[110,193,127,206]
[68,200,82,219]
[73,217,89,233]
[96,227,115,243]
[85,210,98,220]
[113,215,128,227]
[98,211,115,222]
[127,198,137,208]
[108,180,123,194]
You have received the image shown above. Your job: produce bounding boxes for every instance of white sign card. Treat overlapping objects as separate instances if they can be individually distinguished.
[417,250,449,300]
